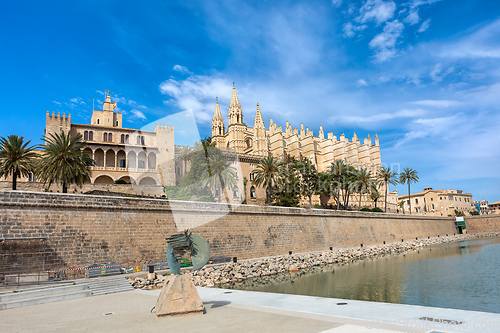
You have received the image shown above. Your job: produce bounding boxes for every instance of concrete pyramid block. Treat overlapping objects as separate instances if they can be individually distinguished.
[155,274,204,317]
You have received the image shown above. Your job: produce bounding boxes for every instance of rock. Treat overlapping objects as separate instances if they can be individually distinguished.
[289,265,299,272]
[154,275,204,317]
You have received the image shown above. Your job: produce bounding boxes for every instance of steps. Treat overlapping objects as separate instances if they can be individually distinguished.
[0,284,91,310]
[0,276,134,309]
[81,276,134,296]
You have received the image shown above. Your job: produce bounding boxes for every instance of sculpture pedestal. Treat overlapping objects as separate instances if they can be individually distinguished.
[155,274,204,317]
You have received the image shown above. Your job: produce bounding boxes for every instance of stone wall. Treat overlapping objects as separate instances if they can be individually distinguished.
[0,190,498,272]
[0,181,165,196]
[465,214,500,234]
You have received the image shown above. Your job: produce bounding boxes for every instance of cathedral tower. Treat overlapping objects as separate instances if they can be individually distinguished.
[211,98,225,148]
[252,103,268,156]
[226,84,246,152]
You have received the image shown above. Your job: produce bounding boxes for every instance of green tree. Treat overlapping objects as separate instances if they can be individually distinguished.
[330,160,347,210]
[0,135,38,190]
[398,200,405,214]
[295,157,319,208]
[36,131,93,193]
[352,168,374,210]
[251,156,282,205]
[377,167,399,212]
[370,187,381,208]
[202,150,238,204]
[399,168,419,215]
[272,156,301,207]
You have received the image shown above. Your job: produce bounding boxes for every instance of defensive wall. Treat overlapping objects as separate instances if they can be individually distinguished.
[1,190,499,272]
[0,181,165,197]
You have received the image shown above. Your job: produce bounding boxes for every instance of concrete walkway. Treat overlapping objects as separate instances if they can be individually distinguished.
[0,287,498,333]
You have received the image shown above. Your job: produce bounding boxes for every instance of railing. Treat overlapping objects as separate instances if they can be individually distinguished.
[90,166,158,173]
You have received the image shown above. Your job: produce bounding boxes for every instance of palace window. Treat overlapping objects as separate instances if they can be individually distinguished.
[250,186,256,198]
[432,204,435,209]
[97,119,100,124]
[125,134,129,143]
[120,159,126,168]
[141,136,145,145]
[84,131,89,140]
[431,198,433,201]
[103,133,108,142]
[121,134,125,143]
[89,131,93,141]
[137,135,145,145]
[108,133,112,142]
[116,121,119,126]
[138,160,145,169]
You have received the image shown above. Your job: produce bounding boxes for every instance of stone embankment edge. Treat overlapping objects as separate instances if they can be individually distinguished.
[129,232,500,289]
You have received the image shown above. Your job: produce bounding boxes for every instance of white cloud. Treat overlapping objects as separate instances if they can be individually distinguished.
[343,22,367,37]
[52,101,61,105]
[418,18,430,32]
[369,20,404,62]
[410,100,460,108]
[332,0,342,7]
[159,74,233,124]
[173,65,191,74]
[130,109,146,120]
[69,97,86,105]
[439,19,500,59]
[357,79,369,87]
[329,108,428,124]
[358,0,396,24]
[404,9,420,25]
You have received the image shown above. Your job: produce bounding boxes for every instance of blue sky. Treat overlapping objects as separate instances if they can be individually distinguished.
[1,0,499,202]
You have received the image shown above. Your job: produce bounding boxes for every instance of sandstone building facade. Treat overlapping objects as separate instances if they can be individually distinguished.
[398,187,475,216]
[212,85,383,206]
[45,91,175,188]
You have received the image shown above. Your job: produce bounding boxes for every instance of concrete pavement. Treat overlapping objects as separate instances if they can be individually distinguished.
[0,286,499,333]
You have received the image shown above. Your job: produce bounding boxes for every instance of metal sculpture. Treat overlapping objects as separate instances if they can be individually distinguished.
[166,230,210,275]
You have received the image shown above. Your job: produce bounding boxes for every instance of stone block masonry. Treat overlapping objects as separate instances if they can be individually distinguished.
[1,190,499,272]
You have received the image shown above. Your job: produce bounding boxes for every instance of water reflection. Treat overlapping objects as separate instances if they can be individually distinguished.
[222,237,500,313]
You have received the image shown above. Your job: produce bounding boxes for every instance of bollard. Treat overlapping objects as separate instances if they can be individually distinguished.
[330,247,333,251]
[383,241,386,244]
[401,239,404,242]
[416,237,418,240]
[360,244,363,248]
[232,257,237,263]
[289,251,293,255]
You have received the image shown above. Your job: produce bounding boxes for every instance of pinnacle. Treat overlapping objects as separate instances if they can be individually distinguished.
[229,85,240,107]
[213,99,223,120]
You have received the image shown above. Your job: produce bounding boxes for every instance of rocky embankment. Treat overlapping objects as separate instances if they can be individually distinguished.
[128,232,500,290]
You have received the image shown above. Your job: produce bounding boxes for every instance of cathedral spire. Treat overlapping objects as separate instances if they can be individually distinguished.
[212,97,225,139]
[229,84,240,107]
[254,103,264,128]
[228,84,243,125]
[213,97,223,120]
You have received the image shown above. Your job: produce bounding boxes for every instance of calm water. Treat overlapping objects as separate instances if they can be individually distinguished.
[223,237,500,313]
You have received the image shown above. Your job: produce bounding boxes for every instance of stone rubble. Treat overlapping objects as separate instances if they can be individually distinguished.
[128,232,500,290]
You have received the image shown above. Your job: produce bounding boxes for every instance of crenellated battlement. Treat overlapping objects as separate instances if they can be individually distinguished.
[155,123,174,132]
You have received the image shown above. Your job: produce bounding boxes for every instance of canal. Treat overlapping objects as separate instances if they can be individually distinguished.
[222,237,500,313]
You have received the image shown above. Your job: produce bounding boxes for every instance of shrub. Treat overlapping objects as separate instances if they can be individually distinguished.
[371,207,384,213]
[360,207,371,212]
[114,179,129,184]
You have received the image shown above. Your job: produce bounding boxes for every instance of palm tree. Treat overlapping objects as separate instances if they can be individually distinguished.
[370,188,381,208]
[0,135,38,190]
[398,200,405,214]
[330,160,347,210]
[251,156,282,205]
[399,168,419,215]
[36,131,93,193]
[352,168,374,210]
[377,167,399,212]
[175,145,192,175]
[202,151,238,204]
